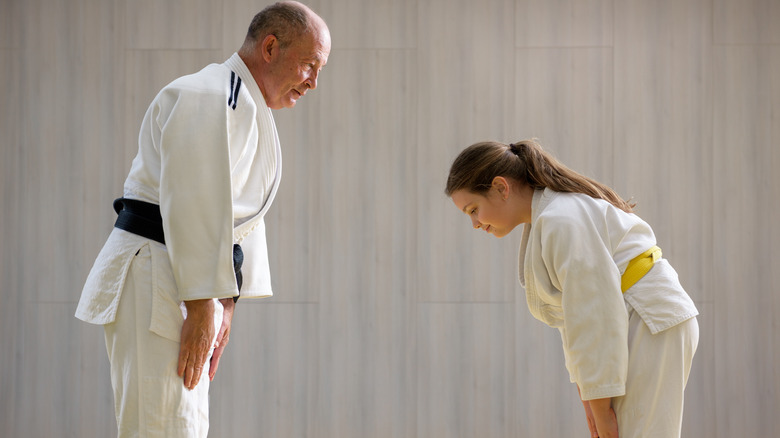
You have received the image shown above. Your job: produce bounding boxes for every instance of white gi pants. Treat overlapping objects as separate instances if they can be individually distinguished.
[104,244,223,438]
[611,305,699,438]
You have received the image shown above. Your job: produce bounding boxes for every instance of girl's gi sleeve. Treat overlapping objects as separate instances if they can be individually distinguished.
[538,212,629,401]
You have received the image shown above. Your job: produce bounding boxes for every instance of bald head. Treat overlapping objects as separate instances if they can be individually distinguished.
[237,1,330,109]
[240,1,328,53]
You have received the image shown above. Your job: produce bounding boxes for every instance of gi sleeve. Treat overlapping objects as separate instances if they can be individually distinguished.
[156,87,238,301]
[538,211,629,401]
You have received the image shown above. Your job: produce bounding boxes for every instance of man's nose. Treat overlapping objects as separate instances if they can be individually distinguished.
[306,71,318,90]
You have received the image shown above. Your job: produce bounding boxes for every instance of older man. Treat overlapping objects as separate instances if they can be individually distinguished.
[76,2,330,436]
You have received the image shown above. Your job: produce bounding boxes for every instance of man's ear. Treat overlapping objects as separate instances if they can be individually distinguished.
[260,34,278,63]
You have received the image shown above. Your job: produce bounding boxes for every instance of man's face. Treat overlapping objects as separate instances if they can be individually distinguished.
[263,27,330,109]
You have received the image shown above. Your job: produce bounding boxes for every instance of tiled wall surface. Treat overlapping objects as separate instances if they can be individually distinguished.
[1,0,778,436]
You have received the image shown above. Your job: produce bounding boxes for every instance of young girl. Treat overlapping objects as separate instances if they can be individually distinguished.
[445,140,699,438]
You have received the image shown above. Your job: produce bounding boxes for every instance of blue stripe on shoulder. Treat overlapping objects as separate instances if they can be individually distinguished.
[227,71,242,110]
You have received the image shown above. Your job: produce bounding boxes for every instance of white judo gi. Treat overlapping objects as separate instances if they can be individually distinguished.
[518,188,699,437]
[76,53,281,437]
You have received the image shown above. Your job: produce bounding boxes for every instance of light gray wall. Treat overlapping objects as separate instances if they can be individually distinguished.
[1,0,778,436]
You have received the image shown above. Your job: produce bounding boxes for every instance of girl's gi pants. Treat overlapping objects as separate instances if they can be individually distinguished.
[612,304,699,438]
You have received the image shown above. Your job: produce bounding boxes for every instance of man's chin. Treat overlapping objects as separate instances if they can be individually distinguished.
[268,96,298,110]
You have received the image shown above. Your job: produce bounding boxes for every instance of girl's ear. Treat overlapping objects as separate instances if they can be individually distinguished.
[491,176,510,199]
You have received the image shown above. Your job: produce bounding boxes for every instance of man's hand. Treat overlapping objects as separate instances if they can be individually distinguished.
[178,299,216,390]
[209,298,236,381]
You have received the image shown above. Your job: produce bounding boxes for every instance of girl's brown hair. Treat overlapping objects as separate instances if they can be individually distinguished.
[445,140,635,213]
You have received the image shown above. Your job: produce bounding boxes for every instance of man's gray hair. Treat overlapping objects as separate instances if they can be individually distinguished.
[244,2,311,49]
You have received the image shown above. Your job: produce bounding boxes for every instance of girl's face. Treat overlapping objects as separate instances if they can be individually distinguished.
[451,182,524,238]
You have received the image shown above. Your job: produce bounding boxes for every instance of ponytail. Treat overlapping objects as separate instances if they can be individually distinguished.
[445,139,635,213]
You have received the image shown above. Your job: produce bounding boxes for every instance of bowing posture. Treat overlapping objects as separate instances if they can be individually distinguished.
[76,2,330,436]
[446,140,698,438]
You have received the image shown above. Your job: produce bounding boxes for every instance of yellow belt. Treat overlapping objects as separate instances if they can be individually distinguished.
[621,246,662,293]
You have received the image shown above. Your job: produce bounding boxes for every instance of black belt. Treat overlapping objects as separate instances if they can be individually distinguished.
[113,198,165,244]
[113,197,242,301]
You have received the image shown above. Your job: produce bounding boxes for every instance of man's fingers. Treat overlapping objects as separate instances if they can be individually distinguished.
[190,365,202,389]
[190,353,209,390]
[177,348,208,390]
[178,344,206,387]
[179,299,216,389]
[184,361,193,389]
[177,349,188,377]
[209,328,230,380]
[209,345,224,380]
[214,326,227,348]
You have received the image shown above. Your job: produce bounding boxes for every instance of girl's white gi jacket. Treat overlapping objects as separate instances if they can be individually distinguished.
[518,188,698,401]
[76,53,280,327]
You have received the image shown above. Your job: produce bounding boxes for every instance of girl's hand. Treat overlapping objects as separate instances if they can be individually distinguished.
[589,397,619,438]
[578,385,599,437]
[582,399,599,437]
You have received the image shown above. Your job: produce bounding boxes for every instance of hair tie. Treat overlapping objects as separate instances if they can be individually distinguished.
[508,142,521,155]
